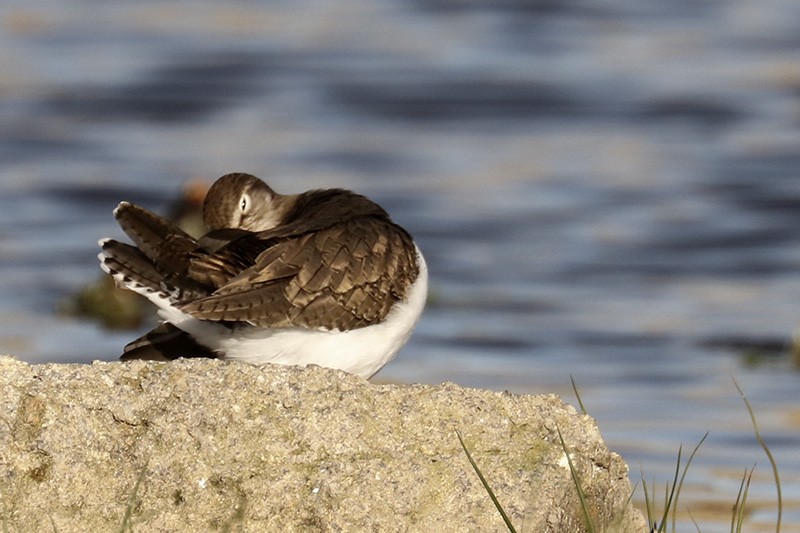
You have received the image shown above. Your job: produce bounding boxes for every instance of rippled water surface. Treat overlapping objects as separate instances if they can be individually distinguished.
[2,1,800,530]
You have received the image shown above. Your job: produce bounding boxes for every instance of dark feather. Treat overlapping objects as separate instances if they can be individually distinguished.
[121,323,218,361]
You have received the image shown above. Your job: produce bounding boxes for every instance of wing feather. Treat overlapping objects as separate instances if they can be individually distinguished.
[178,217,418,330]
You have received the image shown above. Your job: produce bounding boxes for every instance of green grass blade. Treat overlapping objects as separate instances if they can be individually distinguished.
[655,444,683,533]
[670,432,709,532]
[556,426,596,533]
[732,377,782,533]
[570,375,588,416]
[641,469,655,529]
[737,468,754,533]
[626,480,638,509]
[687,509,701,533]
[455,429,517,533]
[730,468,748,533]
[731,466,754,533]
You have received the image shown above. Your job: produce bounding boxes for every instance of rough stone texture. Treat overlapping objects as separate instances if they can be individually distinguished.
[0,356,645,532]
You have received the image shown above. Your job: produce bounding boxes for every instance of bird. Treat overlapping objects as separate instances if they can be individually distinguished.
[97,172,427,378]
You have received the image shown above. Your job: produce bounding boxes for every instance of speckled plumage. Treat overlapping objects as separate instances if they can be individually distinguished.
[98,173,427,377]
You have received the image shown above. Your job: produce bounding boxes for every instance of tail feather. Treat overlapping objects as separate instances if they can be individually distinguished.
[98,238,172,300]
[113,202,197,269]
[100,203,223,362]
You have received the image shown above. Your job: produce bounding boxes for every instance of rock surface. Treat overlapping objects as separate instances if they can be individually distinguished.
[0,356,645,532]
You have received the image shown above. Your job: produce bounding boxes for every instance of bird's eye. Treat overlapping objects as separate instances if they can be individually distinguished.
[240,194,249,212]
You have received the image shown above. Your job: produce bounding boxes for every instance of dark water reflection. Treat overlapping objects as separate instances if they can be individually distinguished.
[1,1,800,530]
[46,52,283,122]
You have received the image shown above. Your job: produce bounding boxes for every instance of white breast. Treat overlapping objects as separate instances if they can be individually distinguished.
[153,246,429,378]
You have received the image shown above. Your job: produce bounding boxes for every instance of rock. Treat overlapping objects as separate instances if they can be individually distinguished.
[0,356,645,532]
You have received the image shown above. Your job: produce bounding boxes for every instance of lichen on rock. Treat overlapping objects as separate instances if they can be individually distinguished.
[0,355,645,532]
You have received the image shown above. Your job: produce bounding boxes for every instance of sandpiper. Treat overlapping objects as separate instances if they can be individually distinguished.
[98,172,427,378]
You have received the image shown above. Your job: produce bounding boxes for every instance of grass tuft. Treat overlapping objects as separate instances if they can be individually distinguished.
[638,433,707,533]
[670,432,708,531]
[456,378,784,533]
[655,442,682,533]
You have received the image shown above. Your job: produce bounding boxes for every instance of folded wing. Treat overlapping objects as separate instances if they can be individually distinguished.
[180,217,419,331]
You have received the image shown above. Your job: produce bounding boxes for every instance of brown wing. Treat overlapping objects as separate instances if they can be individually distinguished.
[113,202,197,275]
[185,229,264,288]
[179,217,419,330]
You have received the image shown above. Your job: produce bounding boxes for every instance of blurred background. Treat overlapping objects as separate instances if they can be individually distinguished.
[1,0,799,530]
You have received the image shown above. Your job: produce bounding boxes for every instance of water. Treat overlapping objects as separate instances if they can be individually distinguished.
[2,1,800,529]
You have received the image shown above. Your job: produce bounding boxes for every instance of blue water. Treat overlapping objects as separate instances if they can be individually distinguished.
[1,1,800,529]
